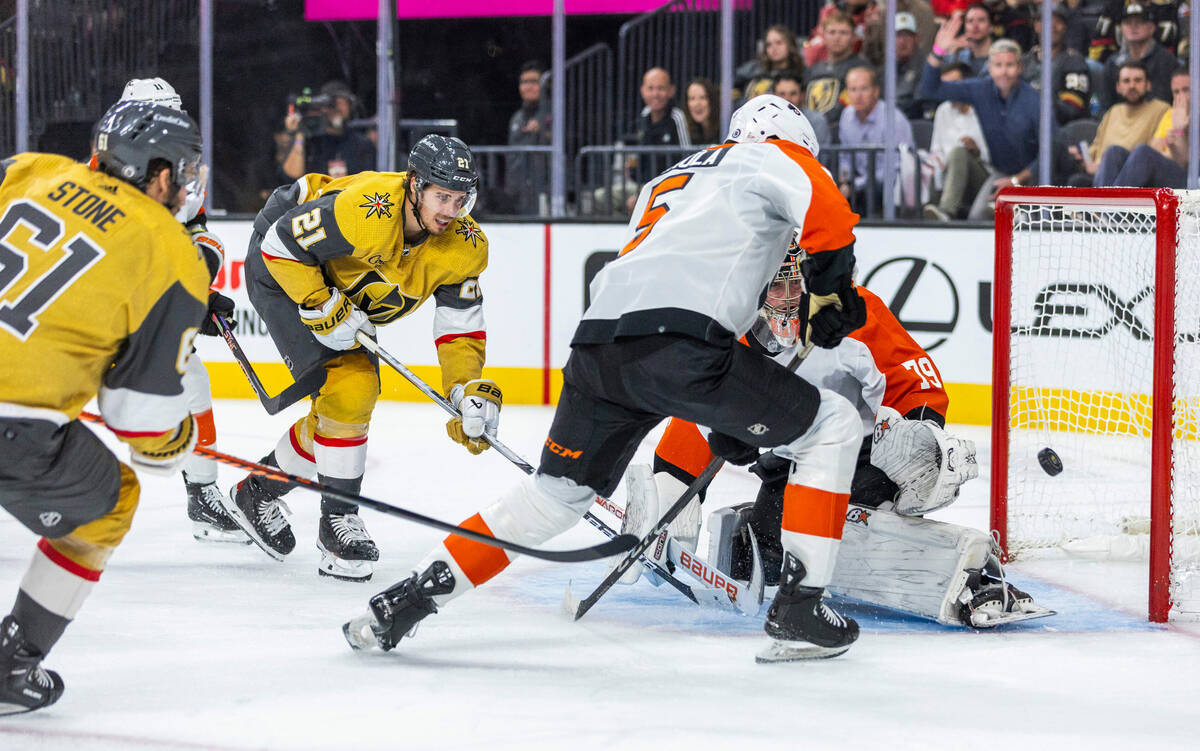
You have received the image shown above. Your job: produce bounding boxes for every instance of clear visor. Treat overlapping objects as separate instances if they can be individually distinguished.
[423,182,478,218]
[175,158,207,192]
[763,276,804,348]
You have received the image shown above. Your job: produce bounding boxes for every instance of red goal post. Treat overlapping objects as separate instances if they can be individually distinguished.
[991,187,1199,623]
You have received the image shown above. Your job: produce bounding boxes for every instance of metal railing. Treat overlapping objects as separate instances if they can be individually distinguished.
[819,144,922,220]
[0,17,15,157]
[616,0,817,134]
[541,43,614,154]
[470,145,554,217]
[574,144,710,216]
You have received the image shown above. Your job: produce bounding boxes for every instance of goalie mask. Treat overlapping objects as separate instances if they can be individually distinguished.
[761,241,806,348]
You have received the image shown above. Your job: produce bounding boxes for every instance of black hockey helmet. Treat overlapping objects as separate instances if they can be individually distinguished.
[93,100,204,191]
[406,134,478,217]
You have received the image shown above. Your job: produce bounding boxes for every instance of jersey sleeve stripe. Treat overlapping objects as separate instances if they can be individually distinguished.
[433,304,486,341]
[434,330,486,347]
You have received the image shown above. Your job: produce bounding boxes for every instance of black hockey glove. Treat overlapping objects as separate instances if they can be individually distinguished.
[707,431,759,466]
[807,282,866,349]
[200,290,236,336]
[749,450,791,485]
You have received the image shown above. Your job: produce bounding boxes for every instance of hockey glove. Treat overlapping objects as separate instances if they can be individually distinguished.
[200,290,235,336]
[298,287,376,351]
[806,282,866,349]
[707,430,759,466]
[869,406,979,515]
[128,416,198,476]
[190,228,225,282]
[447,379,502,455]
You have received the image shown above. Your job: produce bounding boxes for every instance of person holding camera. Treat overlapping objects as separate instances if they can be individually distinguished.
[278,81,376,180]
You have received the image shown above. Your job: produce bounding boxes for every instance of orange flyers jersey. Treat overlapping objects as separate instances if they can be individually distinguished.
[654,286,949,479]
[575,140,858,346]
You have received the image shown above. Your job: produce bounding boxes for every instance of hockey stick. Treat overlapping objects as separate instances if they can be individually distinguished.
[213,313,325,416]
[78,411,635,563]
[572,456,726,620]
[355,332,727,606]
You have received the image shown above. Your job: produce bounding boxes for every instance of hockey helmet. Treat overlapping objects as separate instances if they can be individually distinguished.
[761,237,807,348]
[406,134,478,217]
[120,77,183,111]
[727,95,820,158]
[93,100,204,192]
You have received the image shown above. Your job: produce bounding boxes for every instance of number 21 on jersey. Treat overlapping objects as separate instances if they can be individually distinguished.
[620,172,693,256]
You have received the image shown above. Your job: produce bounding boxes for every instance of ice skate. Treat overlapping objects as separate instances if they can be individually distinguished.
[757,554,858,663]
[343,561,455,651]
[221,476,295,560]
[317,512,379,581]
[185,475,250,544]
[0,616,63,716]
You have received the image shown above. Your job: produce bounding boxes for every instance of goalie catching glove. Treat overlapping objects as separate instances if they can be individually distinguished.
[298,287,375,351]
[869,406,979,515]
[447,379,502,454]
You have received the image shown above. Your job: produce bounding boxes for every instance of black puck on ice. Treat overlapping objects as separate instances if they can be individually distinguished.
[1038,447,1063,476]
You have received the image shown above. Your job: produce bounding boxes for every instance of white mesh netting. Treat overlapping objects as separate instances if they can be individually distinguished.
[1005,192,1200,621]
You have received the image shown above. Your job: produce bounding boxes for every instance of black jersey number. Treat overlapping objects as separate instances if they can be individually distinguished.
[0,200,105,340]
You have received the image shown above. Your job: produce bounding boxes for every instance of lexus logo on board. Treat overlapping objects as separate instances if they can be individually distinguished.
[861,257,959,351]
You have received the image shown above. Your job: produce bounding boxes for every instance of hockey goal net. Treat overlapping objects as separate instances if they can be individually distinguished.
[992,187,1200,622]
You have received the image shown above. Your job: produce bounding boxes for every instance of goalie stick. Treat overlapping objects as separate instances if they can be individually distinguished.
[78,411,634,563]
[213,313,325,416]
[355,333,734,607]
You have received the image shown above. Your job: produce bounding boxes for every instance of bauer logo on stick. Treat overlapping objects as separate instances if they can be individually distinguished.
[1038,447,1063,476]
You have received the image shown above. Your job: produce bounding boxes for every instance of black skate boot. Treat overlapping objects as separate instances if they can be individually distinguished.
[185,474,250,544]
[0,616,64,715]
[221,474,295,560]
[342,561,456,651]
[317,513,380,581]
[757,553,858,663]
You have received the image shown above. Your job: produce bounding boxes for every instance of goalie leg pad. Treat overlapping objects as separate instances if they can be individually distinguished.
[829,504,993,625]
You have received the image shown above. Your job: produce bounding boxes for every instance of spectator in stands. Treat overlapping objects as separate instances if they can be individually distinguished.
[943,5,995,77]
[735,25,805,103]
[877,11,930,118]
[505,61,552,215]
[1021,6,1093,125]
[804,1,873,67]
[1100,4,1178,109]
[1091,0,1182,61]
[1057,0,1094,56]
[918,36,1045,218]
[1098,66,1190,188]
[805,11,872,131]
[922,63,991,221]
[931,0,971,18]
[984,0,1036,53]
[863,0,936,65]
[277,80,375,181]
[772,74,833,149]
[1067,59,1168,185]
[837,65,916,213]
[684,77,721,144]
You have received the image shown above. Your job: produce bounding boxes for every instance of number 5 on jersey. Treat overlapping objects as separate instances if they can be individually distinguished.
[621,173,693,255]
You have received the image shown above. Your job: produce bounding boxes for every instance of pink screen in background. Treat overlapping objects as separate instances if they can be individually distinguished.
[305,1,666,21]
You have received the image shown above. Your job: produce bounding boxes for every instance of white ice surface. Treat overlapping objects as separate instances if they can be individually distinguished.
[2,400,1199,750]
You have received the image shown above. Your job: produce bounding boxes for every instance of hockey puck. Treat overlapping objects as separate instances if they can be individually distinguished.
[1038,447,1063,476]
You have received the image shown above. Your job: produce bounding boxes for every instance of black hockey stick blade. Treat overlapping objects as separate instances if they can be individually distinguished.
[79,412,635,563]
[573,456,725,620]
[214,313,324,415]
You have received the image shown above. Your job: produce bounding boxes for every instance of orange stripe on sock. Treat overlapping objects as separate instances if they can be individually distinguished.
[193,409,217,447]
[782,485,851,540]
[654,418,715,479]
[443,513,511,587]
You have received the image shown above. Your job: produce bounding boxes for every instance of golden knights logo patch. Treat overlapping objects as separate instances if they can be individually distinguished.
[360,192,394,219]
[806,78,839,114]
[455,218,483,248]
[344,270,419,324]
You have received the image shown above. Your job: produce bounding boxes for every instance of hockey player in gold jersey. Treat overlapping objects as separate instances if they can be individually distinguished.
[221,134,500,581]
[0,101,210,714]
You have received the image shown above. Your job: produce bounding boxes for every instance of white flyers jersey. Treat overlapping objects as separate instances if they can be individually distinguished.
[573,140,859,345]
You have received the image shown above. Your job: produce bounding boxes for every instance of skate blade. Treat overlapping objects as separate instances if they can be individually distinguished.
[969,604,1056,628]
[755,639,852,663]
[342,612,380,650]
[220,488,285,562]
[191,521,252,545]
[317,544,375,581]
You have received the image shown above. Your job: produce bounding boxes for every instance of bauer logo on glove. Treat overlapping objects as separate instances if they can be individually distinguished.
[447,379,503,454]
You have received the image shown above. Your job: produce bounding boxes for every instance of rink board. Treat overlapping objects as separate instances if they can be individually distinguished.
[200,221,997,421]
